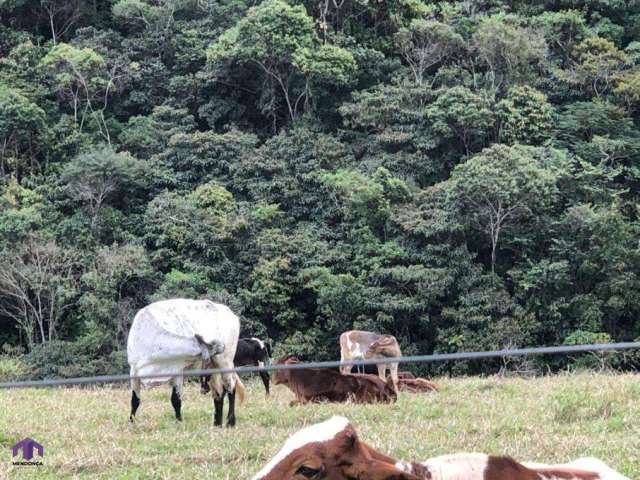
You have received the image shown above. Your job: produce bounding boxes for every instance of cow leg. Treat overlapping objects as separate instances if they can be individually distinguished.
[226,387,236,427]
[170,379,183,421]
[390,362,399,392]
[340,351,351,376]
[213,391,225,427]
[259,371,270,396]
[377,362,387,382]
[200,374,211,395]
[129,377,141,422]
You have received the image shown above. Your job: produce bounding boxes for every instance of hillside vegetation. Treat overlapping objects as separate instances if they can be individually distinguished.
[1,374,638,478]
[1,0,640,374]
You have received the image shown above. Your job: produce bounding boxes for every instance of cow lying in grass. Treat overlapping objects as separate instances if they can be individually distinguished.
[252,416,629,480]
[395,371,438,393]
[273,356,397,406]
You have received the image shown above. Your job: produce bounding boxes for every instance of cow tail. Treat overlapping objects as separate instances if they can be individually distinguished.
[234,374,246,404]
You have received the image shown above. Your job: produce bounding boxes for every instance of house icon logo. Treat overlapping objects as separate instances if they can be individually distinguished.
[12,437,44,465]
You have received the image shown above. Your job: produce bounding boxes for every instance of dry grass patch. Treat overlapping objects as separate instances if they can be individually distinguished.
[0,372,638,479]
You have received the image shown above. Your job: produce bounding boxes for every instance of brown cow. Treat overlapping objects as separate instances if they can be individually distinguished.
[396,377,438,393]
[273,356,397,406]
[252,416,628,480]
[340,330,401,389]
[393,371,438,393]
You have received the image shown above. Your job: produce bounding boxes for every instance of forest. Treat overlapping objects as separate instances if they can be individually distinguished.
[1,0,639,379]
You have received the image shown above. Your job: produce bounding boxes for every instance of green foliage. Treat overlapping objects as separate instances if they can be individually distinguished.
[571,36,628,97]
[1,0,640,376]
[0,83,48,177]
[208,0,355,124]
[208,0,315,66]
[40,43,106,94]
[426,86,495,155]
[472,14,547,91]
[451,144,568,272]
[61,147,147,215]
[293,44,357,87]
[0,354,30,381]
[496,85,554,145]
[394,19,464,85]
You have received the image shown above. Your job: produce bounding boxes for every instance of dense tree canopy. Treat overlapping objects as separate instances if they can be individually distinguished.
[1,0,640,378]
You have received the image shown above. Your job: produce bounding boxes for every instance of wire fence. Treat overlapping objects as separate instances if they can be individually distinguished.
[1,341,638,390]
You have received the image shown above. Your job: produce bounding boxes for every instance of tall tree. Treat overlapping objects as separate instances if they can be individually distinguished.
[450,144,567,273]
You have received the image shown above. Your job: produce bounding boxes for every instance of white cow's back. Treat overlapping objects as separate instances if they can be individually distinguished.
[127,299,240,384]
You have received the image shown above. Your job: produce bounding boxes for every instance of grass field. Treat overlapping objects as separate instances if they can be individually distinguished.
[1,372,639,479]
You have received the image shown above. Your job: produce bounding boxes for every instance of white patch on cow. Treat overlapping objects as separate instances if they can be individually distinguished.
[252,416,350,480]
[525,457,629,480]
[258,360,265,367]
[251,337,265,350]
[395,461,413,473]
[346,333,364,358]
[420,453,489,480]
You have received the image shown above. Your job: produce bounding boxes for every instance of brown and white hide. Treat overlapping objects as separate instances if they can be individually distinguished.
[398,453,628,480]
[253,417,629,480]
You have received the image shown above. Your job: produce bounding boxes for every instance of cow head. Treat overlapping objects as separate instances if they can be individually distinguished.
[272,355,300,386]
[252,417,423,480]
[250,337,272,366]
[369,336,399,358]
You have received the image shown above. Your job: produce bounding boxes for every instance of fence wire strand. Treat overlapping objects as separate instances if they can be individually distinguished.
[1,341,638,389]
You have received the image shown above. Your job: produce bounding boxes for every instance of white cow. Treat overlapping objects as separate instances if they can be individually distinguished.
[127,298,245,426]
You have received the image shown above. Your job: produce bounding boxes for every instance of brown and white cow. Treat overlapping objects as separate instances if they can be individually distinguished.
[340,330,401,389]
[252,416,421,480]
[252,416,630,480]
[273,356,397,406]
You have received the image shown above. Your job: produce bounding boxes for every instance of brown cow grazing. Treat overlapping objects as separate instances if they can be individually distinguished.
[252,416,629,480]
[273,356,397,406]
[340,330,401,389]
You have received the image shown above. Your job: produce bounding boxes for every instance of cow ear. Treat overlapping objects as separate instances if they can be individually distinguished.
[341,427,358,450]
